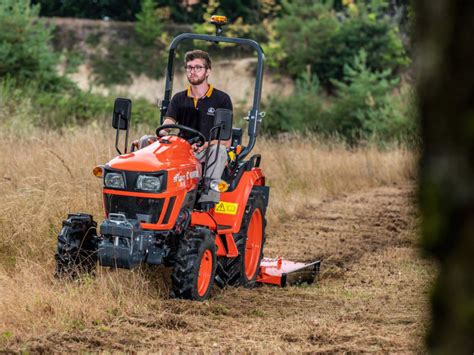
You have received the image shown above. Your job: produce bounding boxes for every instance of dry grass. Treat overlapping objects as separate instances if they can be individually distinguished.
[261,136,416,224]
[0,125,429,352]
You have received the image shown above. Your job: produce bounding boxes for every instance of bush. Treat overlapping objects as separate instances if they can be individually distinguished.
[325,50,412,144]
[0,79,161,129]
[262,72,325,134]
[33,89,112,127]
[35,90,161,128]
[275,0,409,89]
[0,0,61,89]
[262,51,418,145]
[135,0,165,46]
[90,40,168,86]
[89,0,169,86]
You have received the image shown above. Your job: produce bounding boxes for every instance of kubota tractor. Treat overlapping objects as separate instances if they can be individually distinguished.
[55,16,320,301]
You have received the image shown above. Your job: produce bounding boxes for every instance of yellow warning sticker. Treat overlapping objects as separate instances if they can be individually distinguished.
[215,201,238,215]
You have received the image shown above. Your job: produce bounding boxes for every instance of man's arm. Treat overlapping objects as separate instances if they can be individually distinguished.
[160,93,179,136]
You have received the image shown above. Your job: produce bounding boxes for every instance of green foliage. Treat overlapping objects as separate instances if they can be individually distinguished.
[32,0,141,21]
[261,20,287,70]
[89,0,169,85]
[0,0,61,89]
[59,50,85,75]
[32,0,282,24]
[155,0,204,24]
[275,0,409,88]
[218,0,282,24]
[167,0,281,25]
[263,51,417,144]
[34,88,112,128]
[90,37,168,86]
[193,0,278,46]
[0,79,161,129]
[325,50,400,143]
[135,0,163,45]
[262,71,324,134]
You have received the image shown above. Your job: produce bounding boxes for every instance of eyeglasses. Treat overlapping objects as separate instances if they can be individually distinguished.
[184,65,207,73]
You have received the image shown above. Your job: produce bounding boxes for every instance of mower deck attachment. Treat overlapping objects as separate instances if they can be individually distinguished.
[257,257,321,287]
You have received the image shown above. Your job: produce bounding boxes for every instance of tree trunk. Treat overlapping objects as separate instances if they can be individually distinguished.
[415,1,474,352]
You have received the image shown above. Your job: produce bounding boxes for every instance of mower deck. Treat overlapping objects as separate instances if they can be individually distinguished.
[257,257,321,287]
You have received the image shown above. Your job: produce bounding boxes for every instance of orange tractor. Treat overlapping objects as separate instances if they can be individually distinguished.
[55,17,320,300]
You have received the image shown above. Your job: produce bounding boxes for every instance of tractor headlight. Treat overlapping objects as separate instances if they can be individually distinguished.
[136,175,163,192]
[104,172,125,189]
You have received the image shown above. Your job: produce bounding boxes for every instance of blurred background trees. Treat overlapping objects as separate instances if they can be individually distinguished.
[31,0,281,23]
[274,0,408,87]
[2,0,416,144]
[32,0,142,21]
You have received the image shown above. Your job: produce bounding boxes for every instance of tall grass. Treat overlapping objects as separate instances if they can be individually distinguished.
[0,125,416,344]
[262,135,416,223]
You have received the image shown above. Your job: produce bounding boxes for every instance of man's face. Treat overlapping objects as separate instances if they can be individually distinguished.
[185,58,209,85]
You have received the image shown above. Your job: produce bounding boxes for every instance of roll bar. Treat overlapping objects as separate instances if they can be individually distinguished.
[159,33,265,160]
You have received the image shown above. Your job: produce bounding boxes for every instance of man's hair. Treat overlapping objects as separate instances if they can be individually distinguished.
[185,50,212,69]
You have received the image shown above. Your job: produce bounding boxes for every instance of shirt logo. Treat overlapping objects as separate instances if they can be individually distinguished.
[207,107,216,116]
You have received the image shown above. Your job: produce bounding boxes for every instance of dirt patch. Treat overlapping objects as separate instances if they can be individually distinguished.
[265,185,418,274]
[2,184,433,352]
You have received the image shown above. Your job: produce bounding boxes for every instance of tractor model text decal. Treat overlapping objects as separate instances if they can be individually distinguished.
[174,170,199,186]
[215,201,238,215]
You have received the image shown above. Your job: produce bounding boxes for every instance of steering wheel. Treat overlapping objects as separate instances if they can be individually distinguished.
[156,124,207,147]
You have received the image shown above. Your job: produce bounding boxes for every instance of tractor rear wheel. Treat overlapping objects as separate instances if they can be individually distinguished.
[55,214,99,279]
[216,190,267,287]
[171,227,216,301]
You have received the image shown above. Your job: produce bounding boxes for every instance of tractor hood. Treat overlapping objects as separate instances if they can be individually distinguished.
[107,136,198,172]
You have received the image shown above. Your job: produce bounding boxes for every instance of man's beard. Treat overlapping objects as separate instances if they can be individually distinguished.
[188,73,207,85]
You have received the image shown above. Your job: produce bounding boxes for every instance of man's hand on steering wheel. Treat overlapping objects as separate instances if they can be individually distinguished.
[192,141,208,153]
[155,124,207,147]
[158,129,170,137]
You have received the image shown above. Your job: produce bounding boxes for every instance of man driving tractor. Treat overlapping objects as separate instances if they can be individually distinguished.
[160,50,232,211]
[55,18,319,301]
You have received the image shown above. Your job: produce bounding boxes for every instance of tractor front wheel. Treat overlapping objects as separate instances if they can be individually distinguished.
[55,213,99,279]
[171,227,216,301]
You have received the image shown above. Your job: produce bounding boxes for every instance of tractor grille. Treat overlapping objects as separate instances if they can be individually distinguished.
[104,194,164,224]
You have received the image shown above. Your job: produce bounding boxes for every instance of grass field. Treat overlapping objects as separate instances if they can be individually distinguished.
[0,126,433,352]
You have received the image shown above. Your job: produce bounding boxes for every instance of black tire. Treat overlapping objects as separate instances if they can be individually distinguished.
[171,227,216,301]
[216,189,267,288]
[55,214,99,279]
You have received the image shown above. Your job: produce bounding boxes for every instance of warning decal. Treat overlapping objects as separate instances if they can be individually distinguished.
[215,201,238,215]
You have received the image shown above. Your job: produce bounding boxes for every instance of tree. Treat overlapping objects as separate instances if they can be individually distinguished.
[275,0,409,88]
[32,0,141,21]
[135,0,163,45]
[416,0,474,352]
[0,0,60,88]
[325,50,401,143]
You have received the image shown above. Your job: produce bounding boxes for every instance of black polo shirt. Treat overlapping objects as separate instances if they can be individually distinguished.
[165,84,233,140]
